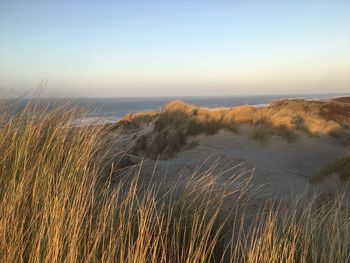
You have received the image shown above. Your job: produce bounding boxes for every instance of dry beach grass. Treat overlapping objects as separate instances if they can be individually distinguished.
[1,99,350,262]
[120,98,350,158]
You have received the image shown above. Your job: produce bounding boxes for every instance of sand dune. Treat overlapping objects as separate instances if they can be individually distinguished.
[110,98,350,205]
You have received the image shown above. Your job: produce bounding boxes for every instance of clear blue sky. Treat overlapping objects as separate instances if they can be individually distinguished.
[0,1,349,97]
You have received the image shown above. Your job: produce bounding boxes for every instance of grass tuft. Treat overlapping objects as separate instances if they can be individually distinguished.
[312,155,350,181]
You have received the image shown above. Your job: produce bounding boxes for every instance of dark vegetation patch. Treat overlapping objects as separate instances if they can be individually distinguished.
[312,156,350,182]
[334,97,350,104]
[320,101,350,126]
[249,123,297,143]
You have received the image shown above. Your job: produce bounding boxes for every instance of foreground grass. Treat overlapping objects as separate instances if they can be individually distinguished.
[1,101,350,262]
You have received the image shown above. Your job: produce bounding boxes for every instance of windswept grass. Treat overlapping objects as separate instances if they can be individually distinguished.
[1,100,350,262]
[130,99,350,158]
[118,111,159,131]
[156,99,349,138]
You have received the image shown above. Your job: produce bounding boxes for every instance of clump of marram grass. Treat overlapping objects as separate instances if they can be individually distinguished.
[0,104,106,262]
[114,111,159,132]
[123,111,159,125]
[249,123,298,143]
[311,155,350,182]
[1,100,350,262]
[154,101,238,136]
[243,194,350,263]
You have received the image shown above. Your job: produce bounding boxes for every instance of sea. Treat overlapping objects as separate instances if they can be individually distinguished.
[6,93,350,125]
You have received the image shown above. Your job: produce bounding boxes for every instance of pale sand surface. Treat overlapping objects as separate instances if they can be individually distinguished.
[112,124,349,205]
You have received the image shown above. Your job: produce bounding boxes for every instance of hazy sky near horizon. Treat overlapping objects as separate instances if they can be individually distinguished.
[0,1,350,97]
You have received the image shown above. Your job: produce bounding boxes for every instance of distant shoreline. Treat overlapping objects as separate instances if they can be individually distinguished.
[4,93,350,126]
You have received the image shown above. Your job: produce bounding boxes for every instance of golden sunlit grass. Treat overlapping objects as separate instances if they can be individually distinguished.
[156,99,349,137]
[119,111,159,131]
[1,100,350,262]
[128,99,350,158]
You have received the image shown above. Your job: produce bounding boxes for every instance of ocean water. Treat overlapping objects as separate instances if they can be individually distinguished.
[7,93,349,124]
